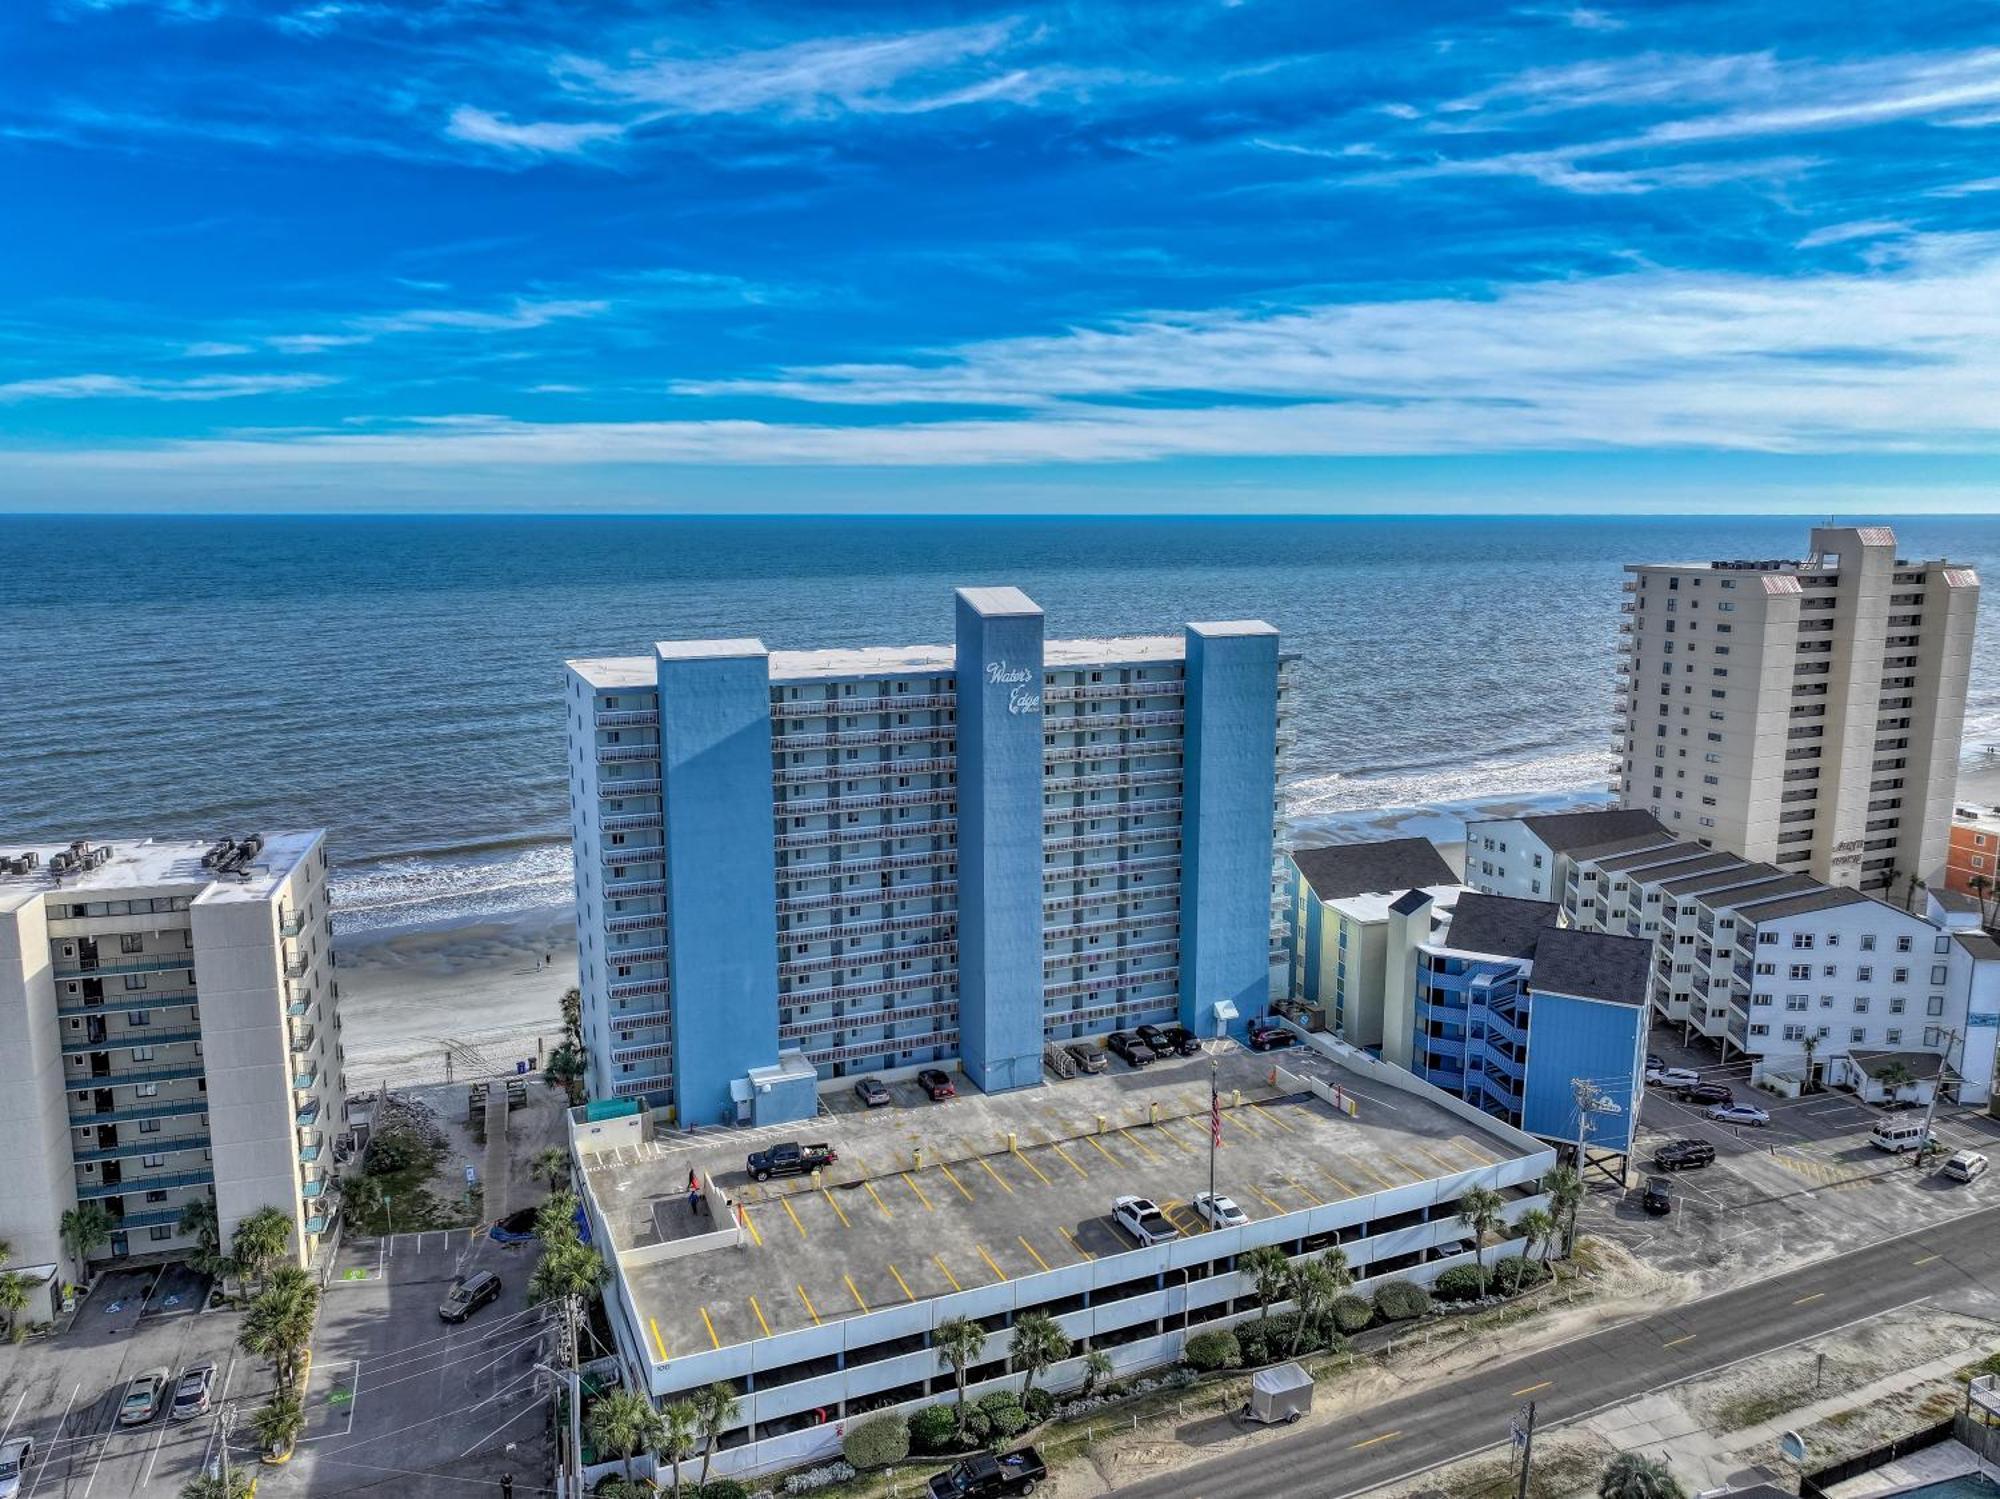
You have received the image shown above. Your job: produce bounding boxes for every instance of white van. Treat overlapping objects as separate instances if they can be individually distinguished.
[1868,1118,1934,1153]
[1943,1150,1989,1182]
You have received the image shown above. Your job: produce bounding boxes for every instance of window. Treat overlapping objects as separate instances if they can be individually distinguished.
[1792,933,1815,949]
[1850,1027,1867,1044]
[124,974,147,991]
[139,1118,161,1134]
[149,1226,173,1243]
[1893,967,1909,984]
[1857,965,1873,982]
[120,934,145,954]
[1928,995,1945,1017]
[1896,935,1913,953]
[1861,935,1877,952]
[1886,1028,1903,1045]
[142,1153,165,1168]
[1853,997,1870,1013]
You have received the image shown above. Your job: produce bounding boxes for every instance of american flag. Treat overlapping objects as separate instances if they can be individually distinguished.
[1210,1088,1223,1150]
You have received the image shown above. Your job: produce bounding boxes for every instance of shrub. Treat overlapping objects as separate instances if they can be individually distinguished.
[1234,1319,1273,1368]
[1022,1387,1054,1425]
[1372,1279,1432,1322]
[909,1404,960,1453]
[977,1391,1028,1440]
[841,1413,910,1471]
[1492,1257,1551,1295]
[960,1406,994,1447]
[698,1482,752,1499]
[1184,1330,1242,1372]
[1330,1295,1374,1335]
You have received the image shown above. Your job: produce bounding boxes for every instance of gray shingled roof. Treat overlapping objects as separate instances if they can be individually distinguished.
[1954,930,2000,961]
[1443,892,1561,959]
[1529,928,1652,1007]
[1723,886,1867,922]
[1516,808,1669,854]
[1289,837,1457,902]
[1593,841,1714,874]
[1848,1048,1946,1082]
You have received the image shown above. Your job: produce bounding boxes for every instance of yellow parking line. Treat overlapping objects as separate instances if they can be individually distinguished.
[1012,1149,1054,1186]
[740,1206,764,1247]
[1084,1135,1123,1167]
[864,1181,896,1220]
[1513,1380,1552,1397]
[845,1274,870,1313]
[1283,1175,1323,1206]
[821,1189,852,1229]
[1914,1254,1940,1266]
[1018,1236,1052,1273]
[1226,1108,1262,1137]
[1118,1128,1162,1162]
[938,1164,976,1203]
[902,1173,935,1211]
[977,1158,1017,1195]
[1156,1123,1197,1157]
[933,1254,962,1292]
[749,1295,773,1338]
[1162,1203,1201,1236]
[1316,1166,1358,1198]
[795,1283,821,1325]
[1058,1226,1095,1261]
[1662,1333,1695,1348]
[888,1263,916,1302]
[700,1306,721,1350]
[1251,1103,1296,1135]
[1049,1142,1090,1180]
[781,1197,809,1239]
[1415,1143,1464,1175]
[1354,1157,1399,1191]
[1350,1431,1401,1451]
[648,1316,668,1361]
[1794,1291,1824,1306]
[1250,1185,1287,1215]
[976,1244,1009,1282]
[1453,1136,1498,1164]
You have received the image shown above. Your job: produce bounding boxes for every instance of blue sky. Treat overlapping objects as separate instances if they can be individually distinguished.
[5,1,2000,513]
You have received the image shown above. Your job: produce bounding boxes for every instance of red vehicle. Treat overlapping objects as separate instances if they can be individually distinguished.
[918,1068,957,1101]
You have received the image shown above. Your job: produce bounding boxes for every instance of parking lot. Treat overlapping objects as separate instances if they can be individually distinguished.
[268,1228,557,1499]
[1585,1028,2000,1284]
[591,1044,1533,1363]
[0,1261,256,1499]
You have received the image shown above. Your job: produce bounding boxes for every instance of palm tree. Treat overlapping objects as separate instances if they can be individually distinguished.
[1900,870,1927,914]
[1286,1251,1349,1355]
[1598,1451,1688,1499]
[528,1238,605,1307]
[559,986,582,1047]
[1240,1245,1292,1321]
[1544,1164,1585,1260]
[1801,1032,1821,1094]
[659,1399,700,1498]
[60,1203,113,1270]
[692,1381,740,1489]
[1876,1059,1917,1108]
[239,1266,318,1394]
[1081,1348,1114,1396]
[536,1190,581,1246]
[180,1470,256,1499]
[1515,1208,1557,1268]
[230,1206,293,1291]
[934,1317,988,1435]
[179,1199,221,1268]
[0,1270,30,1342]
[1969,874,1996,927]
[587,1389,667,1489]
[1457,1185,1507,1296]
[250,1392,305,1459]
[531,1147,570,1196]
[1008,1311,1072,1402]
[543,1040,587,1105]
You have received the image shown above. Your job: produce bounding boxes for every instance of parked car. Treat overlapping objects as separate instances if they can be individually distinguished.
[853,1076,891,1109]
[918,1068,958,1101]
[1869,1118,1935,1153]
[1111,1195,1180,1247]
[1190,1192,1249,1229]
[1065,1043,1109,1075]
[439,1270,503,1324]
[118,1368,170,1427]
[1134,1024,1177,1060]
[747,1141,839,1181]
[1247,1018,1296,1052]
[1107,1031,1153,1068]
[0,1439,33,1499]
[1683,1083,1734,1107]
[1643,1061,1665,1084]
[1160,1024,1202,1057]
[1942,1150,1990,1183]
[1646,1053,1665,1071]
[1641,1177,1673,1216]
[1707,1103,1770,1127]
[170,1362,216,1421]
[926,1448,1048,1497]
[1654,1139,1716,1172]
[1654,1067,1700,1090]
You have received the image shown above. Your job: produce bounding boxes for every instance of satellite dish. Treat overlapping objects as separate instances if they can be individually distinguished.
[1779,1430,1808,1465]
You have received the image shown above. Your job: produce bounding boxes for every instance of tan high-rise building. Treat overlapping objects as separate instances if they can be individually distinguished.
[1612,525,1979,895]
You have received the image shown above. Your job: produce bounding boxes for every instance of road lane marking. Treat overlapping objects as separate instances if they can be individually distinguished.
[863,1181,896,1219]
[648,1317,668,1360]
[933,1254,962,1292]
[1350,1431,1401,1451]
[749,1295,773,1338]
[796,1284,822,1325]
[1914,1254,1941,1266]
[701,1306,721,1350]
[938,1164,976,1202]
[821,1189,852,1228]
[845,1274,870,1312]
[1018,1236,1053,1273]
[887,1264,916,1302]
[781,1197,809,1239]
[1663,1333,1697,1348]
[1794,1292,1825,1305]
[901,1172,935,1210]
[1513,1380,1553,1396]
[138,1418,169,1489]
[977,1244,1009,1282]
[1012,1149,1054,1186]
[1151,1122,1194,1156]
[977,1158,1016,1195]
[1058,1226,1096,1261]
[1049,1142,1090,1180]
[0,1388,26,1450]
[31,1384,77,1495]
[1084,1135,1123,1167]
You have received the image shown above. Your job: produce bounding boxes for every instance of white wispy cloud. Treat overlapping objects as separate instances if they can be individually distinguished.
[0,372,335,402]
[359,297,609,334]
[443,105,625,157]
[1796,219,1910,249]
[183,341,254,357]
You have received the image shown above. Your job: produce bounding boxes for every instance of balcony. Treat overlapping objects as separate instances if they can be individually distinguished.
[69,1064,205,1089]
[290,1025,316,1055]
[285,951,309,980]
[302,1180,328,1200]
[280,909,306,938]
[601,811,663,834]
[594,709,658,729]
[78,1168,215,1200]
[597,778,662,800]
[774,754,956,786]
[304,1214,330,1236]
[69,1098,208,1128]
[774,723,956,752]
[114,1209,191,1231]
[772,689,956,720]
[1044,680,1184,704]
[73,1133,211,1163]
[58,990,197,1018]
[296,1100,322,1128]
[54,955,194,981]
[596,744,660,764]
[293,1070,319,1093]
[299,1138,323,1164]
[62,1028,203,1055]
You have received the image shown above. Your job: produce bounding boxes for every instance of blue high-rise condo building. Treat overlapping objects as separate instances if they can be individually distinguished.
[564,589,1289,1126]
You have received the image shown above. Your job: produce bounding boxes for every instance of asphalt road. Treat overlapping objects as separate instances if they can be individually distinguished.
[1116,1200,2000,1499]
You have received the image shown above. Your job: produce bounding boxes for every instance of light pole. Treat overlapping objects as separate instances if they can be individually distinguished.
[1205,1056,1219,1224]
[1914,1028,1961,1173]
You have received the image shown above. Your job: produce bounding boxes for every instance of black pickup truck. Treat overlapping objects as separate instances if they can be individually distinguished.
[746,1141,838,1182]
[926,1449,1047,1498]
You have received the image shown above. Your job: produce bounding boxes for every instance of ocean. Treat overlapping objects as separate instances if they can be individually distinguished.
[3,514,1996,940]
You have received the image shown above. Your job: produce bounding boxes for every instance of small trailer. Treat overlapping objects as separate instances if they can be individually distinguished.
[1240,1362,1313,1426]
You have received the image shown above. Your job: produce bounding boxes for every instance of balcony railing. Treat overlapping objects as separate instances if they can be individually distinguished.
[772,690,956,720]
[597,744,660,764]
[290,1026,316,1055]
[775,817,958,851]
[69,1098,208,1128]
[285,952,309,979]
[779,939,958,979]
[776,878,956,915]
[54,955,194,980]
[73,1133,211,1163]
[62,1028,203,1055]
[595,709,658,729]
[773,723,956,752]
[778,786,956,819]
[1044,679,1184,703]
[1043,853,1180,886]
[280,910,306,938]
[601,811,663,834]
[597,779,661,800]
[58,991,197,1019]
[78,1168,214,1200]
[774,755,956,786]
[67,1064,205,1089]
[293,1070,319,1092]
[296,1100,321,1128]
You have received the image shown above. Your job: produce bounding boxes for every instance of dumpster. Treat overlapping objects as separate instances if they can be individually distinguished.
[1241,1362,1313,1426]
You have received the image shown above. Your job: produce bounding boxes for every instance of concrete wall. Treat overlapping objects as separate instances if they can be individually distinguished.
[954,589,1046,1094]
[1180,622,1280,1040]
[0,898,79,1276]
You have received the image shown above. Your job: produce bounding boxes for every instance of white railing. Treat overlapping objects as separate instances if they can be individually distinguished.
[777,786,955,818]
[779,970,957,1006]
[771,690,956,719]
[1044,679,1184,703]
[779,999,958,1040]
[774,817,957,851]
[774,755,956,785]
[778,940,958,978]
[773,724,956,752]
[776,878,957,914]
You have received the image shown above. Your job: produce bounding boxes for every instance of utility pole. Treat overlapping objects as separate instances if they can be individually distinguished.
[1914,1028,1960,1172]
[218,1402,238,1494]
[1513,1400,1537,1499]
[1206,1056,1219,1222]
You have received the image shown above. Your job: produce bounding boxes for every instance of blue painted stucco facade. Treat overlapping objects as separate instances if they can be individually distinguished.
[1519,991,1644,1154]
[654,640,783,1127]
[954,588,1048,1093]
[1180,622,1281,1040]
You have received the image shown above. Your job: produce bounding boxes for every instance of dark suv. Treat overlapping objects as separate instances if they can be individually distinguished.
[1654,1139,1716,1172]
[1682,1082,1733,1107]
[1107,1031,1153,1068]
[1641,1177,1673,1216]
[1134,1024,1177,1059]
[1247,1018,1296,1052]
[439,1270,502,1323]
[1160,1024,1202,1057]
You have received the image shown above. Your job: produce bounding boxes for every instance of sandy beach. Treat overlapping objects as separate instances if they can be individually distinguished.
[332,761,2000,1093]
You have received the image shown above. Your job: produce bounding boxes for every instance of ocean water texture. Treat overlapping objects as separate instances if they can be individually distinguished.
[2,514,1995,937]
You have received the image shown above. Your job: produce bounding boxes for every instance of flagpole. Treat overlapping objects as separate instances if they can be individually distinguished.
[1207,1054,1218,1227]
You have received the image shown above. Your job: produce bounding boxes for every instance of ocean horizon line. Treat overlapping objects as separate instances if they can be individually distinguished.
[7,509,1996,523]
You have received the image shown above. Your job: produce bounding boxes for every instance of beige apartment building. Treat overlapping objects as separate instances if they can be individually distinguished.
[0,832,345,1291]
[1613,525,1979,896]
